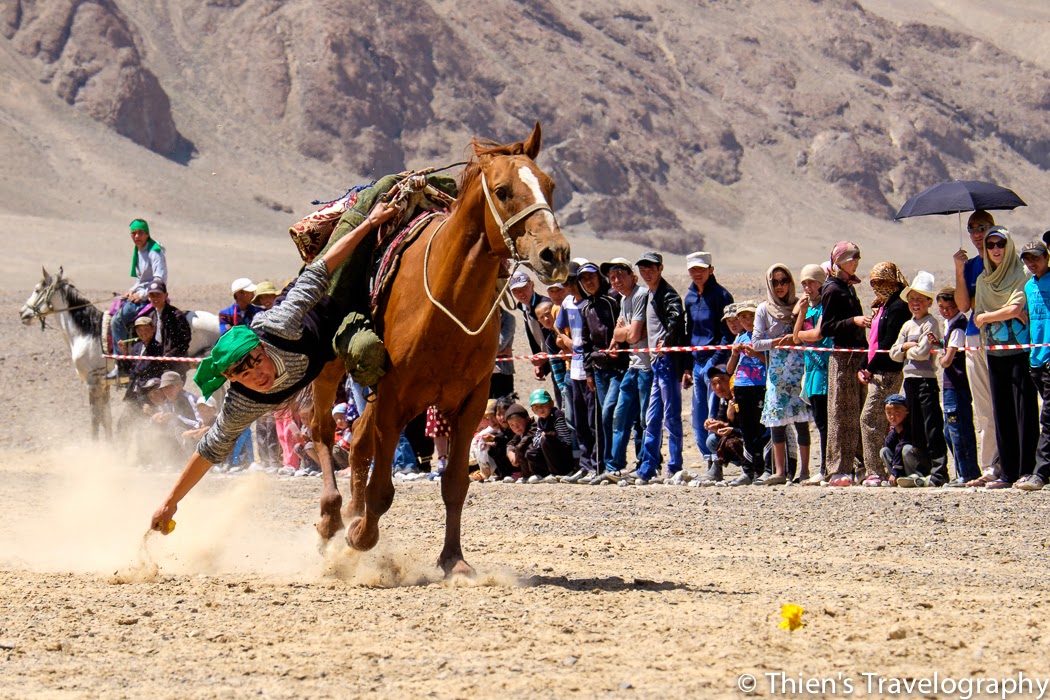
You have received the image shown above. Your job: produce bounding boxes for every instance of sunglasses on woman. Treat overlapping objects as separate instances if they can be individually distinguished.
[985,239,1007,250]
[771,277,791,287]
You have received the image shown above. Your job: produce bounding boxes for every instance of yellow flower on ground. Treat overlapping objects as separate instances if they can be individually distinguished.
[779,603,805,631]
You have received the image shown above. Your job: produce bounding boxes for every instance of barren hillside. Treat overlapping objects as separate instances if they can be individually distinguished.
[1,0,1049,290]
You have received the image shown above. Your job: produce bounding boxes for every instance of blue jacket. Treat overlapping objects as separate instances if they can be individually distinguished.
[684,277,734,366]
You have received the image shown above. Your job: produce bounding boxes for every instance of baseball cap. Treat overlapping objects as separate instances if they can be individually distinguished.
[529,388,553,406]
[1021,239,1048,258]
[133,315,154,327]
[884,394,907,407]
[231,278,257,294]
[546,281,566,290]
[721,303,738,321]
[504,403,529,421]
[564,261,581,283]
[578,261,600,276]
[599,257,633,276]
[636,251,663,266]
[143,377,163,391]
[984,226,1008,242]
[146,280,167,294]
[332,402,348,416]
[252,280,277,300]
[735,300,758,315]
[484,399,498,415]
[160,371,184,388]
[686,251,713,269]
[509,270,531,289]
[706,364,729,380]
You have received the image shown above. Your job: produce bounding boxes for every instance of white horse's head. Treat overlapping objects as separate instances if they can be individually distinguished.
[20,266,63,327]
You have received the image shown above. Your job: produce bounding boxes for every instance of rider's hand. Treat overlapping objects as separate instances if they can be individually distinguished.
[151,501,177,534]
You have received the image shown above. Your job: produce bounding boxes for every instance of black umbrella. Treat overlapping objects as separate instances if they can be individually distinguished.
[895,180,1026,219]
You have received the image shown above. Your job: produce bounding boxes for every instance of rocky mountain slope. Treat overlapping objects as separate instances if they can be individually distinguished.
[2,0,1049,280]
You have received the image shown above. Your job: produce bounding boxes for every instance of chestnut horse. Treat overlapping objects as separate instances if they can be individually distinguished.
[310,123,569,575]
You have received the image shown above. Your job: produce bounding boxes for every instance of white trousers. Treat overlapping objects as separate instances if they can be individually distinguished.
[965,334,1000,476]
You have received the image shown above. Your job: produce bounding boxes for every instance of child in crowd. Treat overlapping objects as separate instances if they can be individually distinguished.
[470,400,500,481]
[536,300,568,407]
[1020,238,1050,491]
[793,264,832,483]
[490,395,518,480]
[727,301,766,485]
[932,288,980,486]
[880,394,932,487]
[291,399,321,477]
[331,403,353,474]
[503,403,536,483]
[525,389,576,482]
[696,364,741,485]
[889,271,949,486]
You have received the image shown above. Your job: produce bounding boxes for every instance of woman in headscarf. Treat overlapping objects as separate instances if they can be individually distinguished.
[150,202,398,532]
[818,241,871,486]
[752,264,811,485]
[857,262,911,486]
[973,226,1038,488]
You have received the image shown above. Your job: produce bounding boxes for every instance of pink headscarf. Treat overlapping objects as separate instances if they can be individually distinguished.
[829,241,862,285]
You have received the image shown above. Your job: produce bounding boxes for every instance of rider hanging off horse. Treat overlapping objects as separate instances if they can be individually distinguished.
[150,123,570,577]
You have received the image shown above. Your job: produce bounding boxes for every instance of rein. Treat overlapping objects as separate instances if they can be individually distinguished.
[24,279,117,330]
[422,216,519,336]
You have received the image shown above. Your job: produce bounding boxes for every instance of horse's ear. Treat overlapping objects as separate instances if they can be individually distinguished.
[58,265,63,279]
[42,265,49,280]
[522,121,542,160]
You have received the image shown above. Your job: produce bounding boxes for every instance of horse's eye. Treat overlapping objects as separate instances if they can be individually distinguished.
[495,186,510,202]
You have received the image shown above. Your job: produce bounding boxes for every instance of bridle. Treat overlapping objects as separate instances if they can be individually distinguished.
[422,162,557,336]
[479,170,555,261]
[22,276,117,330]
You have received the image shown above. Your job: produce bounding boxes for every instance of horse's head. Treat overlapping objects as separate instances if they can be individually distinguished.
[473,123,570,284]
[20,266,61,327]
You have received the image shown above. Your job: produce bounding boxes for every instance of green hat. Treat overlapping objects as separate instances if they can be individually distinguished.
[193,325,261,398]
[129,218,150,234]
[529,388,553,406]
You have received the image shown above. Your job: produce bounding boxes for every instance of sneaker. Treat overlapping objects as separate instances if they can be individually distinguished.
[754,472,787,486]
[247,462,267,473]
[277,466,295,476]
[1014,474,1045,491]
[897,475,919,488]
[945,477,969,488]
[560,468,590,484]
[294,468,310,477]
[515,477,524,484]
[728,473,751,487]
[585,472,607,486]
[543,474,560,483]
[502,476,514,483]
[527,475,541,484]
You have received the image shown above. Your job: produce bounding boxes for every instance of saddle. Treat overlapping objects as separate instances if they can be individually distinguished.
[290,171,458,386]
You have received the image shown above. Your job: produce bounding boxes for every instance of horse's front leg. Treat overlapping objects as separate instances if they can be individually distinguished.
[346,405,401,552]
[310,360,345,540]
[437,381,489,577]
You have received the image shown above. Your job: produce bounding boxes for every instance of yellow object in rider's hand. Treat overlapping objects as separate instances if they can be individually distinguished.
[163,520,176,534]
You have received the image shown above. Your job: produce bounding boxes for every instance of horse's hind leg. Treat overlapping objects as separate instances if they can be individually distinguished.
[438,380,488,577]
[347,402,401,552]
[311,360,346,539]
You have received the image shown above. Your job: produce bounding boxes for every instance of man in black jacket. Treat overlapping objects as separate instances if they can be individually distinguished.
[631,252,688,485]
[144,281,192,373]
[578,263,629,483]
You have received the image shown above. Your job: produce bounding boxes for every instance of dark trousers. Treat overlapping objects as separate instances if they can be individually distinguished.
[988,353,1038,483]
[525,435,576,477]
[734,385,766,478]
[1029,364,1050,482]
[571,378,597,472]
[810,394,828,475]
[902,377,949,485]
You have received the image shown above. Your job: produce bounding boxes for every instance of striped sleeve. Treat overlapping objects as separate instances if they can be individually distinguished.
[553,412,572,444]
[251,261,330,341]
[197,390,270,464]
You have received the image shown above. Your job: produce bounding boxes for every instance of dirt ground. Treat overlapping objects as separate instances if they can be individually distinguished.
[4,283,1050,699]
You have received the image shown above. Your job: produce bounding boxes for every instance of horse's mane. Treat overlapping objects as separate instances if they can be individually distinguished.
[57,278,103,337]
[453,137,528,214]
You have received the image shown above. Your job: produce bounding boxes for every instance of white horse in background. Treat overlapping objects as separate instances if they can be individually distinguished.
[19,267,220,439]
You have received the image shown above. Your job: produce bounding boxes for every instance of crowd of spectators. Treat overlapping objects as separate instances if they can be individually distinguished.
[114,212,1050,491]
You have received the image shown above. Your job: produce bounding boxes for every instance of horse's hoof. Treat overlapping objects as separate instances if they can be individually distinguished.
[315,514,344,540]
[346,516,379,552]
[441,558,476,579]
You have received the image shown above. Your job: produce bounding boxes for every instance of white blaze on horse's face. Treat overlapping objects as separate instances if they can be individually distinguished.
[517,165,556,230]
